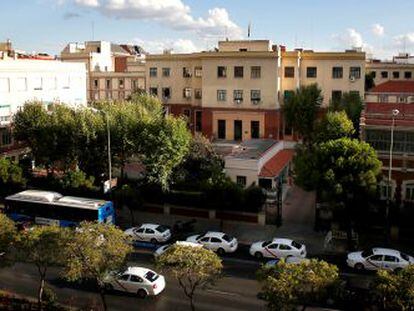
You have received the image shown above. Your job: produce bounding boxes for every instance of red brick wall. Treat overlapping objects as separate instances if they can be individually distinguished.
[201,109,213,139]
[114,57,127,72]
[264,110,280,139]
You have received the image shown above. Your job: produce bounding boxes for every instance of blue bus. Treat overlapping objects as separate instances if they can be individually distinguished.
[4,190,115,227]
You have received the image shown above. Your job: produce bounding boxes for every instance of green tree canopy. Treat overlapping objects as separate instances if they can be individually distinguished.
[315,111,355,143]
[373,265,414,310]
[18,225,69,308]
[0,214,18,264]
[329,92,364,136]
[63,222,133,311]
[0,158,25,186]
[258,259,340,311]
[283,84,323,144]
[156,244,223,311]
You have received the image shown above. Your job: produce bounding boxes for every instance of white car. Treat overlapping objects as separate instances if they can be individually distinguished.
[124,223,171,244]
[153,241,202,258]
[249,238,307,259]
[186,231,238,254]
[104,267,165,298]
[347,248,414,272]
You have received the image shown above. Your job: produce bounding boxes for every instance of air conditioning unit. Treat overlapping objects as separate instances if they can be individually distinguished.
[252,99,261,105]
[349,76,356,82]
[235,99,242,104]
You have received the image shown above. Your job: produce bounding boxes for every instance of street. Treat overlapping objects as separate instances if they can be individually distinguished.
[0,251,265,311]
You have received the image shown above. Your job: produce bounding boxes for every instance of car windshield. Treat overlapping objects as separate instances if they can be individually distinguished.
[291,241,302,249]
[361,249,374,258]
[222,234,233,243]
[400,252,410,261]
[156,225,169,233]
[144,271,159,282]
[262,241,272,247]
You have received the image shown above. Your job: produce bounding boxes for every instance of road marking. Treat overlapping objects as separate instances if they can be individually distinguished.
[206,289,240,297]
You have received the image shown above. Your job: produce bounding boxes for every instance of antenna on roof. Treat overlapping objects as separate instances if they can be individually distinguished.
[91,21,95,41]
[248,21,252,38]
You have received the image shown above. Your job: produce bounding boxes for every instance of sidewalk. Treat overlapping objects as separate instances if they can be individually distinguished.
[117,206,325,255]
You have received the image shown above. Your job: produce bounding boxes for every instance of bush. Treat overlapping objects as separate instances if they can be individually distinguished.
[244,186,266,213]
[60,169,96,191]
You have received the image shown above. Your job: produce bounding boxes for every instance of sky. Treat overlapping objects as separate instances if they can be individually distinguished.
[1,0,414,59]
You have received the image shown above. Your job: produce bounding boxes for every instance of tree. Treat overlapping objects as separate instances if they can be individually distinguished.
[258,259,340,311]
[63,222,133,311]
[283,84,323,144]
[315,111,355,143]
[60,169,96,191]
[365,72,376,91]
[373,266,414,310]
[0,214,18,265]
[0,158,26,186]
[18,225,69,309]
[329,92,364,137]
[156,244,223,311]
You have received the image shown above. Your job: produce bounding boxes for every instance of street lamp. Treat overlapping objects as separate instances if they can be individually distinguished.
[90,107,112,194]
[386,109,399,233]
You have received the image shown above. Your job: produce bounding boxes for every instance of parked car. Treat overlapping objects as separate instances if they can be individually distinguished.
[153,241,202,258]
[186,231,238,255]
[347,247,414,272]
[249,238,307,259]
[265,256,310,267]
[104,267,165,298]
[124,224,171,244]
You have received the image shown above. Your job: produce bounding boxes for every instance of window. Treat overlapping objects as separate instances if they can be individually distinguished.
[33,77,43,90]
[93,79,98,88]
[332,67,343,79]
[234,66,244,78]
[149,67,157,77]
[149,87,158,96]
[130,275,143,283]
[251,90,261,104]
[1,128,12,146]
[279,244,292,250]
[211,237,221,243]
[217,66,227,78]
[398,96,407,103]
[118,91,125,99]
[371,71,376,78]
[393,71,400,79]
[284,66,295,78]
[268,244,278,249]
[350,91,360,97]
[194,88,202,99]
[200,237,210,243]
[162,68,170,77]
[106,79,111,89]
[233,90,243,103]
[251,66,261,79]
[405,71,412,79]
[183,67,192,78]
[381,71,388,79]
[145,228,154,234]
[251,121,260,139]
[405,183,414,202]
[120,274,130,281]
[379,94,388,103]
[97,47,101,53]
[132,79,138,90]
[162,87,171,99]
[194,67,202,77]
[384,255,399,263]
[331,90,342,103]
[378,179,395,201]
[183,109,190,118]
[306,67,317,78]
[183,87,192,99]
[349,67,361,79]
[119,79,124,88]
[236,176,247,187]
[218,120,226,139]
[369,255,384,262]
[15,78,27,92]
[217,90,227,101]
[239,48,247,52]
[195,111,202,132]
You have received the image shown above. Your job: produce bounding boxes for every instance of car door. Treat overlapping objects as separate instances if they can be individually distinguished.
[366,254,384,270]
[115,274,131,292]
[129,274,145,293]
[144,228,155,242]
[199,237,211,249]
[210,237,222,251]
[383,255,399,271]
[133,228,145,241]
[278,243,294,258]
[264,243,279,258]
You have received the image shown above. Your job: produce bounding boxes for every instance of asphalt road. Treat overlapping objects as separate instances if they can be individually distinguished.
[0,251,265,311]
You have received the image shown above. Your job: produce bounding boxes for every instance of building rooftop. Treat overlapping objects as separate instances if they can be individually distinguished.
[226,139,278,160]
[370,80,414,93]
[259,149,295,178]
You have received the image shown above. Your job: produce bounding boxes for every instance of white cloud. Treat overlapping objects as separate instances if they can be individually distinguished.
[371,23,384,36]
[73,0,243,39]
[393,32,414,49]
[333,28,364,48]
[133,38,200,54]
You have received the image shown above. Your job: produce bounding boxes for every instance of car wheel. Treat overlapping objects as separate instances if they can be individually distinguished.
[217,248,225,255]
[354,263,364,270]
[150,238,158,244]
[104,283,113,292]
[394,267,403,274]
[137,289,147,299]
[255,252,263,259]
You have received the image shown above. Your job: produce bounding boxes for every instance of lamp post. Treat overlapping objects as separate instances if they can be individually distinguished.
[90,108,112,194]
[386,109,399,235]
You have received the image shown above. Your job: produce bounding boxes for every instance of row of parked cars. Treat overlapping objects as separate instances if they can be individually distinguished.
[112,223,414,299]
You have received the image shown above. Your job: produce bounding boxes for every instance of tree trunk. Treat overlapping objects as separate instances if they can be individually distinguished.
[189,296,195,311]
[37,266,47,310]
[129,207,135,227]
[99,287,108,311]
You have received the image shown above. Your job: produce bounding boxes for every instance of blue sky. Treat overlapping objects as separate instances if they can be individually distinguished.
[1,0,414,59]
